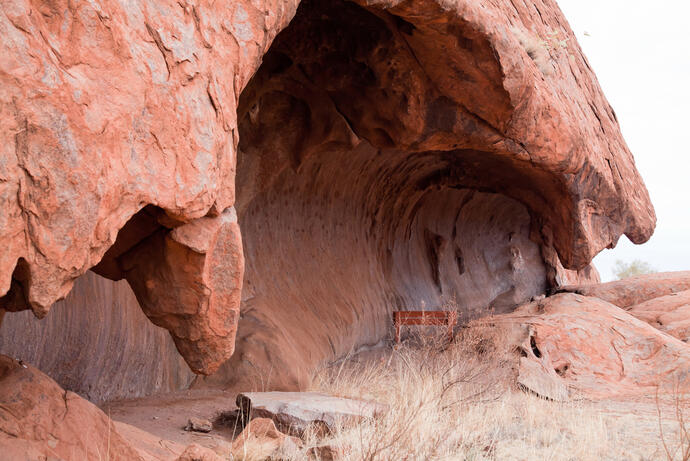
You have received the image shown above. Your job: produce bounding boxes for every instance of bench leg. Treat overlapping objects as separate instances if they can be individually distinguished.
[395,323,401,343]
[447,312,457,344]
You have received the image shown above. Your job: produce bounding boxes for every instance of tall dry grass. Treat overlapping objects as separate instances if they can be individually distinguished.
[657,383,690,461]
[270,330,682,461]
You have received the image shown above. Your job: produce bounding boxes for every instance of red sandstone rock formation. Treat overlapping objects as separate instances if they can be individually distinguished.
[471,293,690,399]
[230,418,301,460]
[0,271,195,403]
[559,272,690,344]
[0,354,237,461]
[176,444,226,461]
[627,290,690,343]
[0,0,264,374]
[0,355,144,460]
[0,0,655,397]
[559,271,690,308]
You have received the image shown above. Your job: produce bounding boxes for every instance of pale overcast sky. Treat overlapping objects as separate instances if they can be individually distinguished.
[557,0,690,281]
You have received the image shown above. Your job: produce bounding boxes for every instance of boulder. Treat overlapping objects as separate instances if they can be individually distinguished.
[516,330,570,402]
[236,392,388,436]
[176,443,225,461]
[231,417,301,460]
[307,445,340,461]
[184,417,213,433]
[627,290,690,342]
[468,293,690,398]
[0,355,143,461]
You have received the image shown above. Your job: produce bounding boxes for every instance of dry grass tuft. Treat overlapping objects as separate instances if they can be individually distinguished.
[511,27,571,76]
[252,329,683,460]
[512,27,553,75]
[657,383,690,461]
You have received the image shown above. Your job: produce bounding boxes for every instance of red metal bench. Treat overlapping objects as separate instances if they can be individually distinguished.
[393,310,458,343]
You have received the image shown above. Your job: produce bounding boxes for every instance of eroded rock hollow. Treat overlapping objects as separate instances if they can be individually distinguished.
[0,0,655,399]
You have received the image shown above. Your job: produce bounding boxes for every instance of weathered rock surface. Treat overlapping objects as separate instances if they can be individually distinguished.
[237,392,388,436]
[184,417,213,433]
[517,346,570,401]
[471,293,690,399]
[175,443,225,461]
[202,0,650,391]
[0,0,268,374]
[121,208,244,374]
[0,0,654,402]
[0,359,232,461]
[231,417,301,460]
[0,355,143,461]
[627,290,690,343]
[558,271,690,308]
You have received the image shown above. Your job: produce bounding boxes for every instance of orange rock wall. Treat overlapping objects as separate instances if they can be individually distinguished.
[0,271,194,403]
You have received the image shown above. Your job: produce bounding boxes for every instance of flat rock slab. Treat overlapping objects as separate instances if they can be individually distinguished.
[518,356,569,402]
[236,392,388,436]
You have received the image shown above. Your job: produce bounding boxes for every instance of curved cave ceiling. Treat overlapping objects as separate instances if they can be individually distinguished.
[204,0,565,389]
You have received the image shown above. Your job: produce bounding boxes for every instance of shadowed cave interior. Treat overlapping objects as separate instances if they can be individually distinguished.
[0,0,576,402]
[204,0,552,390]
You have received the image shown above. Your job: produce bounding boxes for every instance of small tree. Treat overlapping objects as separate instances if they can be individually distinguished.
[613,259,657,280]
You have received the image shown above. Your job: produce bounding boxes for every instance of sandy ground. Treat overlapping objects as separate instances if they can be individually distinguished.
[105,388,241,459]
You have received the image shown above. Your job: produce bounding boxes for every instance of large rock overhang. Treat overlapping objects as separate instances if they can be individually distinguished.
[0,0,654,388]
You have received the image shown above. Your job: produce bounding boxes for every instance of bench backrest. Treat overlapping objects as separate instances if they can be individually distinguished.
[393,311,457,325]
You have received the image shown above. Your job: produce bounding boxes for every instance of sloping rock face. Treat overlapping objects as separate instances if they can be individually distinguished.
[0,355,144,461]
[0,354,230,461]
[559,271,690,308]
[0,0,654,396]
[470,293,690,399]
[560,272,690,343]
[628,291,690,343]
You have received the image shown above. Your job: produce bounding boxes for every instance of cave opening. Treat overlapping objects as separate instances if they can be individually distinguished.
[207,0,552,389]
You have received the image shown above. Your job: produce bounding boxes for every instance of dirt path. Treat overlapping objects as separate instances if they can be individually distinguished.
[104,388,240,459]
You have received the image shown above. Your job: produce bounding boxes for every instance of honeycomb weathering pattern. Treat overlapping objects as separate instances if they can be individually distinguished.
[0,0,654,381]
